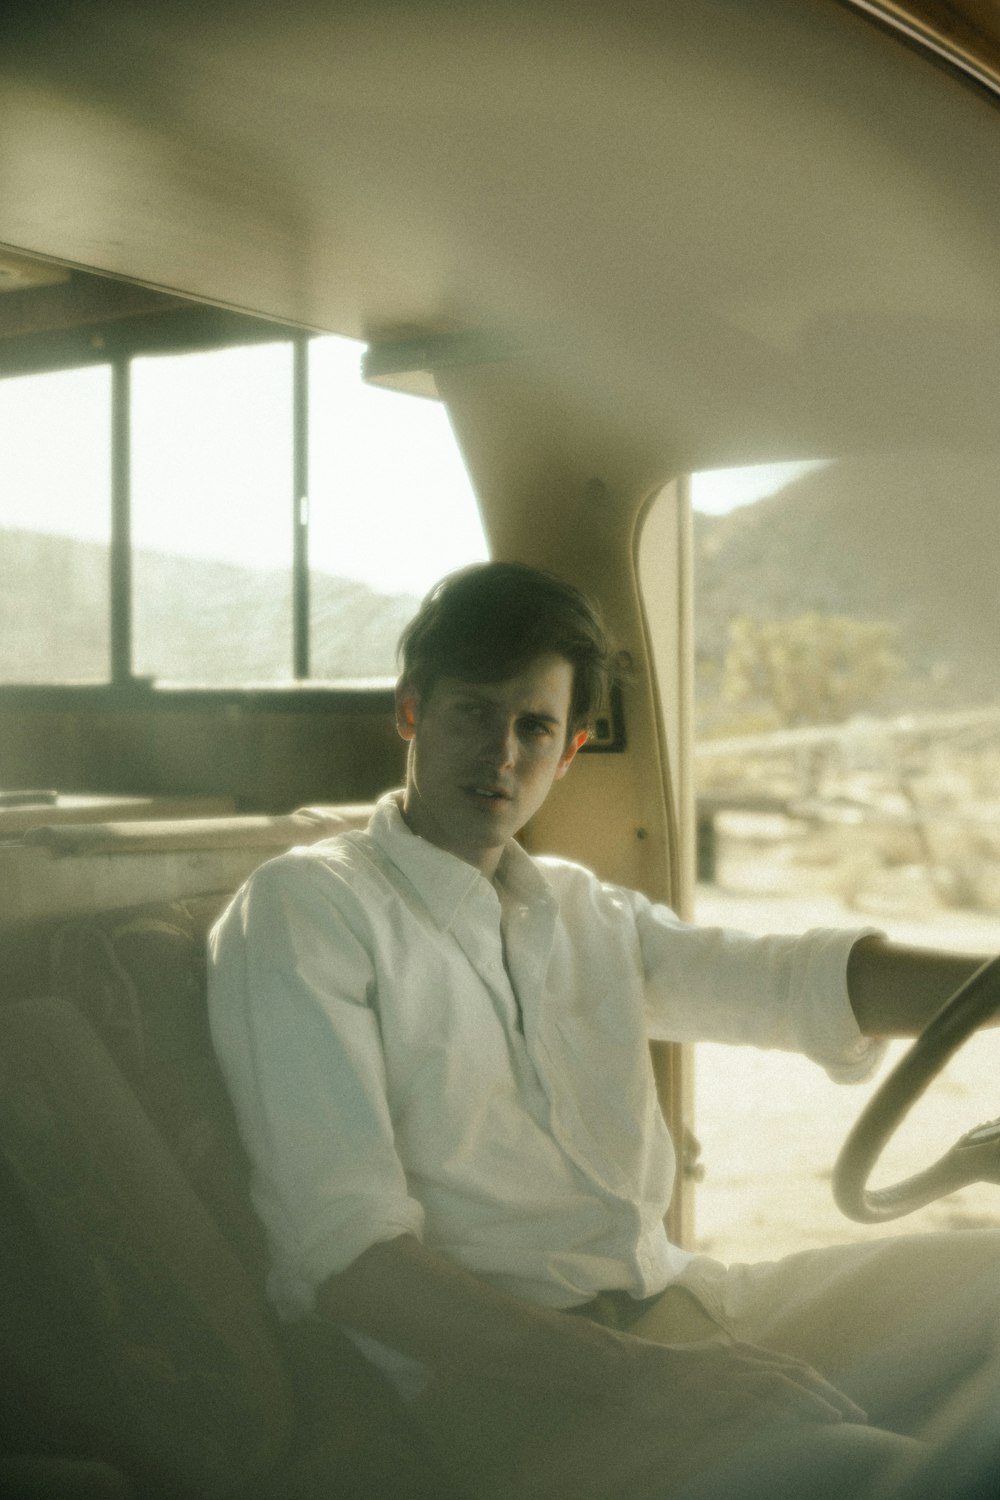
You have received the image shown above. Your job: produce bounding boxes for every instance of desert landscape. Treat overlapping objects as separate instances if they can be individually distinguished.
[692,813,1000,1264]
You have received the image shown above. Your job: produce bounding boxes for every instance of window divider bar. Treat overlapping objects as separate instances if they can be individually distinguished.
[109,358,132,685]
[292,336,310,680]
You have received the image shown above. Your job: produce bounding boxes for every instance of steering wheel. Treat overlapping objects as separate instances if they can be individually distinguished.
[832,955,1000,1223]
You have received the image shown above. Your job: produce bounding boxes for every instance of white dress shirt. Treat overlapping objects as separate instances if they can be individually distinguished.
[208,792,883,1386]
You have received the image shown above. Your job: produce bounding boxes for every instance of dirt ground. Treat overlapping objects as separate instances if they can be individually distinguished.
[691,825,1000,1264]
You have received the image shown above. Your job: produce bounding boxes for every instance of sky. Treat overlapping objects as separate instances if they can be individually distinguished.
[0,338,822,596]
[690,460,827,516]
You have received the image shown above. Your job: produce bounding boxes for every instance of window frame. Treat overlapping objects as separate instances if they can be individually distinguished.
[0,308,416,702]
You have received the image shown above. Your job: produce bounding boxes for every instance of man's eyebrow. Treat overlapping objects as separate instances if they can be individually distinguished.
[450,688,563,726]
[451,686,494,703]
[520,709,562,726]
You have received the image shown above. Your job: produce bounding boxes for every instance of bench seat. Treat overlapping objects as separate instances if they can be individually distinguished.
[0,808,461,1499]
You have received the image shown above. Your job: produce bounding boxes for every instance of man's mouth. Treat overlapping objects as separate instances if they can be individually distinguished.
[465,784,513,803]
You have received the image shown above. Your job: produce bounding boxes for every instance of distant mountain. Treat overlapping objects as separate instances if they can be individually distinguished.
[7,457,1000,716]
[694,451,1000,722]
[1,527,109,682]
[0,527,419,684]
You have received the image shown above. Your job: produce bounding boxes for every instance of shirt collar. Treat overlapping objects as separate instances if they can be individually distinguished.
[368,790,552,930]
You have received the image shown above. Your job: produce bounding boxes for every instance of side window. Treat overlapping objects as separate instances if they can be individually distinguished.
[131,343,295,685]
[308,337,487,680]
[0,332,487,688]
[691,455,1000,1260]
[0,367,111,683]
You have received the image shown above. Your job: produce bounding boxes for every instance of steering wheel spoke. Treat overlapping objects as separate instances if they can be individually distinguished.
[833,956,1000,1223]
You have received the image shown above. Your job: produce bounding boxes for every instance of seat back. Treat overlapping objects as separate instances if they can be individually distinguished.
[0,803,374,996]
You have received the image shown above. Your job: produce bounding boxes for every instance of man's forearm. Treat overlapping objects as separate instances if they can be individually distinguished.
[315,1232,629,1397]
[847,935,991,1037]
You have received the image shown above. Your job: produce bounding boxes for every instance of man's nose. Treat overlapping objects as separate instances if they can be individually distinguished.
[479,718,518,768]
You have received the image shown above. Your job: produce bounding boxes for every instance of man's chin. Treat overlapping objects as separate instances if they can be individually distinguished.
[456,791,523,848]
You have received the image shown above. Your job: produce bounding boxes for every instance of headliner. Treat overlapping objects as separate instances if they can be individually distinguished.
[2,0,1000,471]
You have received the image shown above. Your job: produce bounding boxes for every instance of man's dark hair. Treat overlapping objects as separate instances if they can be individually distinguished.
[398,562,613,735]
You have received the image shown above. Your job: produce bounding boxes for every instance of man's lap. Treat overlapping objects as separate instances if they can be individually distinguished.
[410,1229,1000,1499]
[668,1229,1000,1435]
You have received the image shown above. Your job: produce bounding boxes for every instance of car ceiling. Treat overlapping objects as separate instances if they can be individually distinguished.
[2,0,1000,475]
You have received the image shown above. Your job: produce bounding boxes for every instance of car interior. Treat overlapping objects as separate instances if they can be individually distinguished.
[1,1,999,1495]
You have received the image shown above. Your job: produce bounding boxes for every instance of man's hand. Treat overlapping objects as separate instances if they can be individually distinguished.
[512,1332,867,1500]
[622,1331,866,1429]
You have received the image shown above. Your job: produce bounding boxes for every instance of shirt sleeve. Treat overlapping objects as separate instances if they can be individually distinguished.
[207,854,425,1317]
[627,891,887,1083]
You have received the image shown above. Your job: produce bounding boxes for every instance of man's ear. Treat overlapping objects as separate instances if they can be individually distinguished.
[555,728,588,780]
[395,680,419,742]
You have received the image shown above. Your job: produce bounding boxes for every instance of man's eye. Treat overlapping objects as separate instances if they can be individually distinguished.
[521,719,553,739]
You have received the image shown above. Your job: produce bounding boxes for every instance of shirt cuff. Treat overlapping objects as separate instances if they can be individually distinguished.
[791,925,889,1083]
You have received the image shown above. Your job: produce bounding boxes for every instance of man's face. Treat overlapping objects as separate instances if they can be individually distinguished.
[396,653,587,879]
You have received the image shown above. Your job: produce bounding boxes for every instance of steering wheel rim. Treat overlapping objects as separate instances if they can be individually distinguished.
[832,954,1000,1223]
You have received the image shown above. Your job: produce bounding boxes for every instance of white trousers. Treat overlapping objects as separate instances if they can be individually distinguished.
[413,1230,1000,1500]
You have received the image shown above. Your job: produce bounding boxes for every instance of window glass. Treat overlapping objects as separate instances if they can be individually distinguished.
[0,366,111,683]
[307,336,488,679]
[130,342,295,684]
[1,333,487,689]
[690,454,1000,1260]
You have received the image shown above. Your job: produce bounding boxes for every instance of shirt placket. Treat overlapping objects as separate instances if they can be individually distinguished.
[506,899,620,1189]
[451,888,524,1038]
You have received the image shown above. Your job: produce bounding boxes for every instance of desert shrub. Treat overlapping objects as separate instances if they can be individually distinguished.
[720,613,902,729]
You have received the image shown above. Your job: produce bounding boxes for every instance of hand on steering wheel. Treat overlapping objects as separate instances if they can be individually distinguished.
[833,955,1000,1222]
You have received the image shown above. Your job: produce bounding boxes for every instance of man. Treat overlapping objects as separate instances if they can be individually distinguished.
[208,562,1000,1499]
